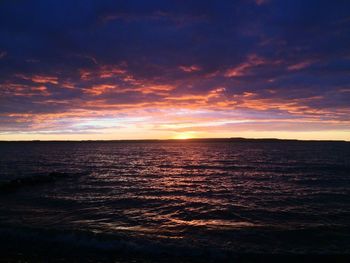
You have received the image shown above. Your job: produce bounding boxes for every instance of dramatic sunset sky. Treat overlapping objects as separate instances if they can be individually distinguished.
[0,0,350,140]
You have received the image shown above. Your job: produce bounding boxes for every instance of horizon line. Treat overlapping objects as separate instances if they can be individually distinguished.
[0,137,348,143]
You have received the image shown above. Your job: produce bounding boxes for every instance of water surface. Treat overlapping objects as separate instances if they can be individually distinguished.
[0,140,349,261]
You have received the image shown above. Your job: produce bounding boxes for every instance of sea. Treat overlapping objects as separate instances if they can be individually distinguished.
[0,140,349,262]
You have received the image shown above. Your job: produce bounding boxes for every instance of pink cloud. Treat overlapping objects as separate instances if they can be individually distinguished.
[287,61,314,71]
[255,0,269,6]
[179,65,201,73]
[0,51,7,59]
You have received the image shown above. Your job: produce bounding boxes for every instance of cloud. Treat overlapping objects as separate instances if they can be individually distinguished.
[255,0,270,6]
[287,60,314,71]
[0,0,349,140]
[15,74,59,85]
[0,51,7,59]
[225,54,267,77]
[179,65,201,73]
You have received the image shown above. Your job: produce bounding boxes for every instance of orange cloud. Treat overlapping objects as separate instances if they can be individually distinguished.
[137,84,174,94]
[79,69,92,80]
[1,82,50,96]
[31,75,58,85]
[84,84,116,95]
[62,81,75,89]
[15,74,58,84]
[99,66,127,78]
[80,65,127,80]
[225,54,266,77]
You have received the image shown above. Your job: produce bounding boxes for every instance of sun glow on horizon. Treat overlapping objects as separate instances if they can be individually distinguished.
[173,132,197,140]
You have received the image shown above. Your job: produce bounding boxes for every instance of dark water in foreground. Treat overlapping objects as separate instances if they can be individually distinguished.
[0,140,350,262]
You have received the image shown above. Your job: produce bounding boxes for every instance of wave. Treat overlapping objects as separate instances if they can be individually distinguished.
[0,171,87,193]
[158,164,244,170]
[0,225,349,262]
[0,226,233,261]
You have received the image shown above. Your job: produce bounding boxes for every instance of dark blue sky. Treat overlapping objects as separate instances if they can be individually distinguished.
[0,0,350,140]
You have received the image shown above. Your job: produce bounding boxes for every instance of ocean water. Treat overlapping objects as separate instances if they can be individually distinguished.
[0,140,350,261]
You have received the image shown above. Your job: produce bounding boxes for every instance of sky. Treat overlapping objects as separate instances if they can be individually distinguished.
[0,0,350,141]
